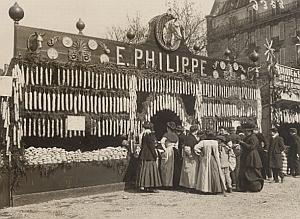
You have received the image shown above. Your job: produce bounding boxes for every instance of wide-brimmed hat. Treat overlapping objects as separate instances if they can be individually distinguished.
[142,121,153,129]
[241,123,256,131]
[167,121,176,130]
[289,128,297,133]
[189,124,198,133]
[216,135,226,142]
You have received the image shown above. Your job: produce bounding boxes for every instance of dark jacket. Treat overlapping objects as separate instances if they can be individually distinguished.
[290,134,300,158]
[138,132,157,161]
[184,134,198,156]
[269,135,285,169]
[256,133,267,152]
[239,133,262,169]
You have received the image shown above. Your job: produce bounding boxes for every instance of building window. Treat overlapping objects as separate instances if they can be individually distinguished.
[279,22,285,40]
[279,48,286,65]
[271,24,279,38]
[297,45,300,66]
[248,8,256,23]
[248,31,256,44]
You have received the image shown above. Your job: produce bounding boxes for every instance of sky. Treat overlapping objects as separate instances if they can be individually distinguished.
[0,0,214,68]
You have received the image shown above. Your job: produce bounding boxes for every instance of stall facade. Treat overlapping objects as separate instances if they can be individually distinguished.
[0,12,261,206]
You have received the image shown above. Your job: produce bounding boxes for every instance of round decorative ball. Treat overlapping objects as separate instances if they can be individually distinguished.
[224,48,231,57]
[193,43,201,51]
[76,18,85,33]
[249,50,259,62]
[126,29,135,41]
[9,2,24,23]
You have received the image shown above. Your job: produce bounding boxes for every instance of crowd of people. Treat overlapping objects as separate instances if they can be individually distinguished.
[133,121,300,195]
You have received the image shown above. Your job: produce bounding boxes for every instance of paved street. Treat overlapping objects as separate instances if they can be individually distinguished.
[0,176,299,219]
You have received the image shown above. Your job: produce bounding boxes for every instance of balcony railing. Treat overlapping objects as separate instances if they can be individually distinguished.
[208,1,300,39]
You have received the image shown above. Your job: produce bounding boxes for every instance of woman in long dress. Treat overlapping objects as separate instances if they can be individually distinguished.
[160,122,179,187]
[194,132,226,194]
[238,123,264,192]
[180,125,199,190]
[136,122,162,192]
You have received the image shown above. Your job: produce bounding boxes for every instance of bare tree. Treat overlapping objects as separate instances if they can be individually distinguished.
[106,0,207,54]
[106,13,148,44]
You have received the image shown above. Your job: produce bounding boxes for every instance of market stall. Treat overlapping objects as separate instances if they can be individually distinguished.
[1,7,261,206]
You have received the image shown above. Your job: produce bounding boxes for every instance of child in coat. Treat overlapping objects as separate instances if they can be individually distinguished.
[217,135,233,193]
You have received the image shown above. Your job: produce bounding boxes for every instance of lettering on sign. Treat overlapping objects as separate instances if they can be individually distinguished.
[275,64,300,89]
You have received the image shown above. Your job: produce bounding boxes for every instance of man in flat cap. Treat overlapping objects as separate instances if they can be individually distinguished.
[289,128,300,177]
[269,127,285,183]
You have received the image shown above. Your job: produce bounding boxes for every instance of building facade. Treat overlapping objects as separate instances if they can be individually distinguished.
[207,0,300,67]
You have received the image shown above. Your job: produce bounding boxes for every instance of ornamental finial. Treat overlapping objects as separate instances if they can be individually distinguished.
[76,18,85,35]
[9,2,24,24]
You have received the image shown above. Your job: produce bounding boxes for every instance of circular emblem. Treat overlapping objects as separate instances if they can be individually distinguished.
[88,39,98,50]
[220,61,226,70]
[233,62,239,71]
[213,70,219,79]
[240,74,246,80]
[47,48,58,60]
[155,14,182,51]
[62,36,73,48]
[100,54,109,63]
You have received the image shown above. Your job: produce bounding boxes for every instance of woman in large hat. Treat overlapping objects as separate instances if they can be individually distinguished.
[136,122,162,192]
[160,121,179,187]
[238,123,264,192]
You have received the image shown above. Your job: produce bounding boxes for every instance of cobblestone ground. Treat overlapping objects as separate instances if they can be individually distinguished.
[0,176,299,219]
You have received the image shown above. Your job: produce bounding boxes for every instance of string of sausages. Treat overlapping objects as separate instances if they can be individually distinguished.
[201,101,257,118]
[202,82,257,100]
[22,117,134,138]
[24,65,130,90]
[145,94,187,125]
[24,88,130,114]
[137,77,196,95]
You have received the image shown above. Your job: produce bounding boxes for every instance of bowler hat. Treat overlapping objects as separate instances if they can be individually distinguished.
[167,121,176,130]
[142,122,153,129]
[289,128,297,133]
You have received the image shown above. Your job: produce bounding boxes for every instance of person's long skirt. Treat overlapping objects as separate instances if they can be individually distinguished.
[180,155,198,189]
[160,147,174,187]
[136,160,162,188]
[238,167,264,192]
[210,156,223,193]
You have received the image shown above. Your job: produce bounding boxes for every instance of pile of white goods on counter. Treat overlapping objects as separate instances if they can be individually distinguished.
[24,146,128,166]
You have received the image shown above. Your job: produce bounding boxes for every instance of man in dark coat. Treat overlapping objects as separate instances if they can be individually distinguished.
[288,128,300,177]
[238,123,264,192]
[269,127,285,183]
[253,127,271,180]
[173,125,185,189]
